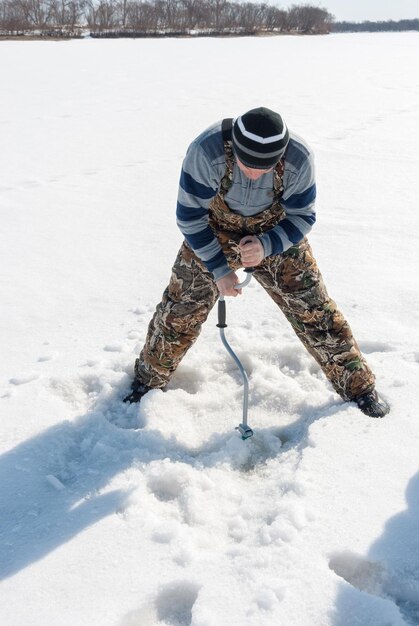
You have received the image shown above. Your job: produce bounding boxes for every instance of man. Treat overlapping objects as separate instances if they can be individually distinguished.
[124,107,389,418]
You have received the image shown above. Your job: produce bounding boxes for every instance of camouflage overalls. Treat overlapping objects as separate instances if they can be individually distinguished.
[135,137,375,401]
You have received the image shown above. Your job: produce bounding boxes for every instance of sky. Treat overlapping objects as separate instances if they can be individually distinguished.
[302,0,419,22]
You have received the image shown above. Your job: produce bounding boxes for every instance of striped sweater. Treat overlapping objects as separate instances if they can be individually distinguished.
[176,120,316,281]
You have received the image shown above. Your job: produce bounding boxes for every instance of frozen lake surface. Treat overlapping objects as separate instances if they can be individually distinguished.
[1,32,419,626]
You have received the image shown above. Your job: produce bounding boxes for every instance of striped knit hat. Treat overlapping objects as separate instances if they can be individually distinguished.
[232,107,289,169]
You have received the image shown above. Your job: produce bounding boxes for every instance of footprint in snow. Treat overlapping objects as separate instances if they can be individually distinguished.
[329,551,419,624]
[403,352,419,364]
[147,467,186,502]
[102,402,146,430]
[165,364,206,394]
[248,586,286,614]
[37,352,57,363]
[155,580,201,625]
[103,343,125,353]
[329,551,387,595]
[129,305,150,316]
[9,374,39,386]
[20,179,41,189]
[83,169,98,176]
[151,522,179,544]
[120,580,200,626]
[359,341,395,354]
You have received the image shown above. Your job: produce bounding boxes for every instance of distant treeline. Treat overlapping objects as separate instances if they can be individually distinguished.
[2,2,418,39]
[0,1,333,37]
[332,18,419,33]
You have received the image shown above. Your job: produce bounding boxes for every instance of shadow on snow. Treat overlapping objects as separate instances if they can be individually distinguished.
[330,472,419,625]
[0,383,335,581]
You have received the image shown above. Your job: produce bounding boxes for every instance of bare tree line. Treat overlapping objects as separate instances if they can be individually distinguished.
[0,1,334,37]
[332,18,419,33]
[0,1,85,35]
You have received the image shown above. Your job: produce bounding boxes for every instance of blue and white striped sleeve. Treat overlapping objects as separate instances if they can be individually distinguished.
[176,142,231,281]
[258,152,316,257]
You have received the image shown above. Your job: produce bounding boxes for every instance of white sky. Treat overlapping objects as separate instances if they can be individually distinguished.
[289,0,419,22]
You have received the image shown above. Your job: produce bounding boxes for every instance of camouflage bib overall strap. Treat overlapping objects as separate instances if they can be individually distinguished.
[136,120,376,401]
[208,118,287,266]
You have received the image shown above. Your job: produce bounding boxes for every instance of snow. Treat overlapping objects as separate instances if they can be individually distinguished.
[1,32,419,626]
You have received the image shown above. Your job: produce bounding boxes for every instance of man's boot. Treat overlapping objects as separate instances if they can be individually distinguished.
[355,389,390,418]
[123,378,152,404]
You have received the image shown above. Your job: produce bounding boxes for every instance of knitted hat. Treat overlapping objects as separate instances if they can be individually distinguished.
[232,107,289,169]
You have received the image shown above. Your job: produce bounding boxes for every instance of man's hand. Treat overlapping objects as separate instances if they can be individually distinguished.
[216,272,242,297]
[239,235,264,267]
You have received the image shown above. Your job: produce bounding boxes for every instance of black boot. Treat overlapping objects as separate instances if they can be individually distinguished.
[123,378,152,404]
[355,389,390,418]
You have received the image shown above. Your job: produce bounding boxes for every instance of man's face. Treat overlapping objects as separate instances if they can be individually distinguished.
[236,157,274,181]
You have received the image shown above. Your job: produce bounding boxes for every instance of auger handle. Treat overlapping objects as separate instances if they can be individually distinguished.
[217,268,254,328]
[217,298,227,328]
[235,267,254,290]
